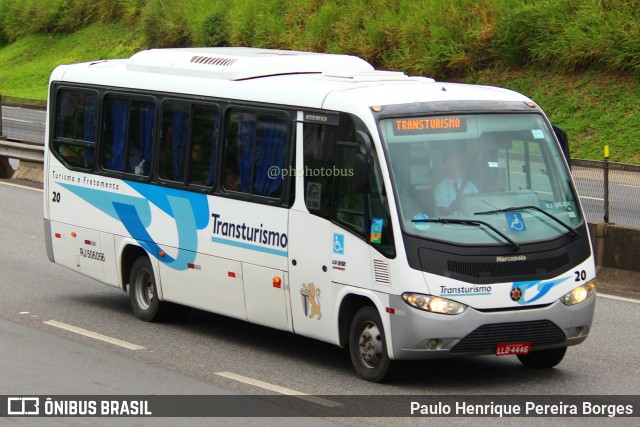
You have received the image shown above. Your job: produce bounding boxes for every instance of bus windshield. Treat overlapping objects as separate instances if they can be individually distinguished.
[380,113,582,245]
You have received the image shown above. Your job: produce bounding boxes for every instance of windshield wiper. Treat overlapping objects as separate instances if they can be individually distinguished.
[473,205,578,237]
[411,217,520,250]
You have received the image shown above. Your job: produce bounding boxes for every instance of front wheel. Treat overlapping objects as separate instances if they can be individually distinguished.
[129,256,168,322]
[349,306,394,382]
[517,346,567,369]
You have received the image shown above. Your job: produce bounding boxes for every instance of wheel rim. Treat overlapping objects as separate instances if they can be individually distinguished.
[357,320,383,369]
[133,267,154,311]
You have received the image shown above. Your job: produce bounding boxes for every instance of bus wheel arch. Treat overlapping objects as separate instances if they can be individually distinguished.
[120,245,148,293]
[338,294,394,382]
[338,294,375,348]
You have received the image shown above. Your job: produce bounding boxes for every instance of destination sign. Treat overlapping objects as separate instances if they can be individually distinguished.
[392,117,467,135]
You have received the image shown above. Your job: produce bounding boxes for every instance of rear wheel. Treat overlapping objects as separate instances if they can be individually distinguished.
[349,306,394,382]
[517,346,567,369]
[129,256,168,322]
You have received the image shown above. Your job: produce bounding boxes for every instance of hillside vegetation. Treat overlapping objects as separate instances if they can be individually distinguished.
[1,0,639,163]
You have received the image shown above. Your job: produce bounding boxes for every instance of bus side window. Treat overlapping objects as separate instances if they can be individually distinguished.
[102,97,128,172]
[158,102,189,182]
[126,100,155,176]
[333,114,395,257]
[54,89,98,169]
[303,123,336,219]
[335,143,367,233]
[189,105,219,187]
[224,109,288,198]
[101,96,155,176]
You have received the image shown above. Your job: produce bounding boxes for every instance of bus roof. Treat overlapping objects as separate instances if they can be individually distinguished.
[51,47,532,111]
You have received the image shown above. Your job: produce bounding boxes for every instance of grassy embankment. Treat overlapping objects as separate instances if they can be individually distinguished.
[0,0,639,163]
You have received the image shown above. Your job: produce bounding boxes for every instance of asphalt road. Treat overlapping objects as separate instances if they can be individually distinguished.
[0,181,639,425]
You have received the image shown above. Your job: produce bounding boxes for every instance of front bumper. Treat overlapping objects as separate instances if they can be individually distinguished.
[388,293,595,360]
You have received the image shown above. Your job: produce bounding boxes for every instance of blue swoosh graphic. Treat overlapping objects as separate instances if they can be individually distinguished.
[59,181,209,270]
[511,276,571,305]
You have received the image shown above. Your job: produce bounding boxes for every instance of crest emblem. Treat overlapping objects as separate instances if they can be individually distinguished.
[509,277,571,305]
[300,283,322,320]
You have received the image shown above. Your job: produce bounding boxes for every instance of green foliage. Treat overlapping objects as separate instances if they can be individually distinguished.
[1,0,640,163]
[0,22,144,99]
[201,7,229,47]
[141,0,193,47]
[0,0,142,42]
[1,0,640,77]
[469,67,640,163]
[493,0,640,74]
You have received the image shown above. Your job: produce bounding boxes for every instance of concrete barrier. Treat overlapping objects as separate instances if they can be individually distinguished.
[588,222,640,294]
[0,155,14,179]
[0,137,44,181]
[12,160,44,182]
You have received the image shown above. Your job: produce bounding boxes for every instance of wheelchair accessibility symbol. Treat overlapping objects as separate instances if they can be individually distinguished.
[333,233,345,255]
[506,212,527,232]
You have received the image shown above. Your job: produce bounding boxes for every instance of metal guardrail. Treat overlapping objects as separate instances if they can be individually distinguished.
[0,94,46,164]
[572,159,640,230]
[0,138,44,162]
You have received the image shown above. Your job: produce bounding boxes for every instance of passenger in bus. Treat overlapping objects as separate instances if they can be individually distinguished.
[225,169,241,191]
[128,141,147,175]
[224,150,242,191]
[434,153,478,216]
[59,143,86,167]
[189,143,208,185]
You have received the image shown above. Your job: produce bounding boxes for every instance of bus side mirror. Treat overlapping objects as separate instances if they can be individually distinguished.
[353,152,369,193]
[552,125,570,169]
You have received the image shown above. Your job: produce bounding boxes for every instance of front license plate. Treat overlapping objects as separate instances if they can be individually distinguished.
[496,342,531,356]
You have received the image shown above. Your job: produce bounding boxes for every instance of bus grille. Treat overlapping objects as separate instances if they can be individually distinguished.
[447,253,570,280]
[449,320,566,354]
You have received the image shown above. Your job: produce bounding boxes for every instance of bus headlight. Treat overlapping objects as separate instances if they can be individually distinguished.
[561,280,596,306]
[402,293,467,315]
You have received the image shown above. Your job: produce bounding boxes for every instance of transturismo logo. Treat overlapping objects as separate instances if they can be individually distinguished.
[211,213,288,248]
[496,255,527,262]
[440,285,492,296]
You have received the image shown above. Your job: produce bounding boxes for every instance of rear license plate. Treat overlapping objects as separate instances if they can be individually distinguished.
[496,342,531,356]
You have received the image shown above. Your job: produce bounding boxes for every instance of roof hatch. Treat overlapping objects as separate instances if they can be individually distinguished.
[126,47,375,81]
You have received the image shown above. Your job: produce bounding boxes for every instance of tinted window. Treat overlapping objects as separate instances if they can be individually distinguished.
[54,89,98,169]
[224,109,288,198]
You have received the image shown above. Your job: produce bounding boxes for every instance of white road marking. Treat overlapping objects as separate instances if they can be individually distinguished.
[0,181,42,192]
[215,371,342,408]
[598,293,640,304]
[43,320,145,350]
[579,196,604,201]
[4,117,33,123]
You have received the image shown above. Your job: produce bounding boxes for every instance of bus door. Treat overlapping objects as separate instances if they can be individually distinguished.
[288,116,338,342]
[288,113,396,343]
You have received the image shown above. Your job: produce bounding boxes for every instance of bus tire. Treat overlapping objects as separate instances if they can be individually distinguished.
[129,256,167,322]
[349,306,394,382]
[517,346,567,369]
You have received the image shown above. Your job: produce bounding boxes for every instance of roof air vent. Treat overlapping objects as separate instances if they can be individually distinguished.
[190,56,237,67]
